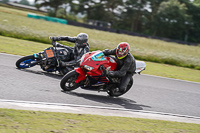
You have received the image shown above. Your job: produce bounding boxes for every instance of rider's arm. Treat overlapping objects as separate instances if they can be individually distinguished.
[54,36,76,48]
[59,36,77,43]
[102,48,116,56]
[55,43,72,49]
[111,56,132,77]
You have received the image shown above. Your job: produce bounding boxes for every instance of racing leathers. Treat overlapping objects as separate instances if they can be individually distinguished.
[53,36,89,67]
[103,48,136,92]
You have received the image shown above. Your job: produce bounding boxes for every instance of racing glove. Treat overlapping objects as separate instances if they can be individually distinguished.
[105,70,115,77]
[108,71,115,76]
[51,36,61,41]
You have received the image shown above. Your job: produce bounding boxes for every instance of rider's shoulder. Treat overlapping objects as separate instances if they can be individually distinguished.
[125,53,135,61]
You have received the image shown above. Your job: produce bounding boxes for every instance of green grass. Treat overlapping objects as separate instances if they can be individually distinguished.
[144,62,200,82]
[0,6,200,70]
[1,35,200,82]
[0,108,199,133]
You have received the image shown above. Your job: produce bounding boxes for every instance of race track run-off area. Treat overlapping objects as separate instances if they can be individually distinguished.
[0,53,200,124]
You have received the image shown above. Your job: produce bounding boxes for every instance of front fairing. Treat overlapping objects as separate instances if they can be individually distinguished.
[79,51,117,75]
[74,67,86,83]
[74,51,117,84]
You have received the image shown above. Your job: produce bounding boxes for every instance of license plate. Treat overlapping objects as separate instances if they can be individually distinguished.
[45,49,54,58]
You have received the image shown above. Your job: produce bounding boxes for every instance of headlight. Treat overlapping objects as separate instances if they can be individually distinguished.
[84,65,94,71]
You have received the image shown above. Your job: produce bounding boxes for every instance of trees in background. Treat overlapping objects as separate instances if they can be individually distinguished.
[34,0,72,17]
[33,0,200,43]
[180,0,200,43]
[19,0,30,5]
[152,0,192,41]
[1,0,9,4]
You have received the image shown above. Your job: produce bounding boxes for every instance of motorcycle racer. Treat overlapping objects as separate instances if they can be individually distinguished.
[51,33,89,68]
[102,42,136,92]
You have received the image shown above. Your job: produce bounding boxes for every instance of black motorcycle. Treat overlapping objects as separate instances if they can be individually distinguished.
[16,39,75,75]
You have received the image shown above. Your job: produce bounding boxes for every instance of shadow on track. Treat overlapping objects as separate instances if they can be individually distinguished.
[16,68,151,111]
[16,68,63,80]
[62,91,151,110]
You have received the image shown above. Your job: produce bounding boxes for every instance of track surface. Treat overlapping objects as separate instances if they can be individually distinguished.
[1,53,200,117]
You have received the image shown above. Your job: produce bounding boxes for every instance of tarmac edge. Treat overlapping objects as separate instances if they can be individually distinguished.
[0,99,199,124]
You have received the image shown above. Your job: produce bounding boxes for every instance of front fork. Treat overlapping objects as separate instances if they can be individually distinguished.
[33,51,43,60]
[31,52,46,67]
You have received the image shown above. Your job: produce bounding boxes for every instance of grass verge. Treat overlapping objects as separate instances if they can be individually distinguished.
[0,108,199,133]
[0,35,200,82]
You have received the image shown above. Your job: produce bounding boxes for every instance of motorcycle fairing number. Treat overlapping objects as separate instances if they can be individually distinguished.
[91,52,106,61]
[45,49,54,58]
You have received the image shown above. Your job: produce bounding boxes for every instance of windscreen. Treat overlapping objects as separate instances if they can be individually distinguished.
[91,52,106,61]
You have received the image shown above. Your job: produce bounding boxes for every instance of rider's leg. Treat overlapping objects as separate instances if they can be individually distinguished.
[119,73,133,92]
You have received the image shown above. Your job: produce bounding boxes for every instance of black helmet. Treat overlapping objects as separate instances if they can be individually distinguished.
[76,33,88,47]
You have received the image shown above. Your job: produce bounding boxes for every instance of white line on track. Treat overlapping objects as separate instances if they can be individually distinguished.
[0,99,200,124]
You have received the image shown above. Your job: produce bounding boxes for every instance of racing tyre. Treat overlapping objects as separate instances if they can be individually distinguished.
[16,55,37,69]
[60,70,79,91]
[107,77,133,97]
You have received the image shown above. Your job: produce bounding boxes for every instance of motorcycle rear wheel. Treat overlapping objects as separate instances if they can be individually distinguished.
[107,77,133,97]
[16,55,37,69]
[60,70,79,91]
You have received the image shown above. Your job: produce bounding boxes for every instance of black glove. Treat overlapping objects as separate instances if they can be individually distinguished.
[108,71,115,76]
[102,49,109,55]
[105,70,115,76]
[102,50,106,55]
[52,36,61,41]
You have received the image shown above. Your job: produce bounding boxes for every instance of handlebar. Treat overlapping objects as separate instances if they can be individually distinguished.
[49,36,59,66]
[49,36,57,47]
[99,65,114,83]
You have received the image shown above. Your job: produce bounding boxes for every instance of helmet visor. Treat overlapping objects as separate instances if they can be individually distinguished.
[117,50,126,57]
[76,39,87,44]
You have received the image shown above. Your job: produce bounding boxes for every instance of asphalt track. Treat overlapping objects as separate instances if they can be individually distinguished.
[0,53,200,124]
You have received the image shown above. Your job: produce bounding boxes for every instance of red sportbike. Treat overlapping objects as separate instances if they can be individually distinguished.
[60,50,146,97]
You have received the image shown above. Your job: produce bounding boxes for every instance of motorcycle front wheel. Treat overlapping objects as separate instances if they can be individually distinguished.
[16,55,37,69]
[60,70,80,91]
[107,77,133,97]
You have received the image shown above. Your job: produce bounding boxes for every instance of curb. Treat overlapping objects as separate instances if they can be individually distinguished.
[0,99,199,124]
